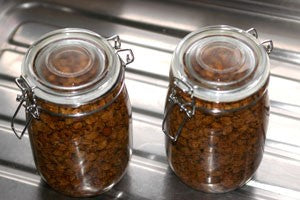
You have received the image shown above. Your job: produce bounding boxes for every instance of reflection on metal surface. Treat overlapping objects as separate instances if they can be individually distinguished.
[0,165,40,187]
[0,0,300,199]
[247,181,300,200]
[130,162,166,175]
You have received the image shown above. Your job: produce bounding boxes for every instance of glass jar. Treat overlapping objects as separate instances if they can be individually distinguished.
[162,25,273,193]
[11,28,134,197]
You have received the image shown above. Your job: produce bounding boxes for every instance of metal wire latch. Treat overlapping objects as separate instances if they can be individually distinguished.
[261,40,273,54]
[162,78,195,142]
[107,35,134,66]
[11,76,39,139]
[246,28,273,54]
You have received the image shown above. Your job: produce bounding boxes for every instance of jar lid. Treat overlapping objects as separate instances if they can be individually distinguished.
[171,25,271,102]
[22,28,121,105]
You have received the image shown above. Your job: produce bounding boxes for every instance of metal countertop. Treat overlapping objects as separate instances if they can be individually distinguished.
[0,0,299,199]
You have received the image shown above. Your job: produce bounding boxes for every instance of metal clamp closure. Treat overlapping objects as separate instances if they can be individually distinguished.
[261,40,273,54]
[162,78,195,142]
[246,28,258,39]
[107,35,121,50]
[107,35,134,66]
[246,28,273,54]
[116,49,134,66]
[11,76,39,139]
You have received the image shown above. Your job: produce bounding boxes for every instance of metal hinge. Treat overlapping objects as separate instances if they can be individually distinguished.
[162,77,195,142]
[11,76,39,139]
[246,28,273,54]
[107,35,134,66]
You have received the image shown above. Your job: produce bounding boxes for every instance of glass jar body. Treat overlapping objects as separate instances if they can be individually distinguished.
[28,84,132,197]
[165,80,269,193]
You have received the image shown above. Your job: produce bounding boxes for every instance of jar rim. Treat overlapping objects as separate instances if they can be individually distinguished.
[36,71,126,117]
[22,28,122,106]
[171,25,270,102]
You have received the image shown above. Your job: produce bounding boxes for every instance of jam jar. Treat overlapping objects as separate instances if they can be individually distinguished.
[11,28,134,197]
[162,25,273,193]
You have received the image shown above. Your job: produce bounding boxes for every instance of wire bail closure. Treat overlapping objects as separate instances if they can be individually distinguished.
[107,35,121,50]
[246,28,273,54]
[11,34,133,140]
[246,28,258,39]
[11,76,39,139]
[163,27,272,143]
[162,78,195,142]
[261,40,273,54]
[107,35,134,66]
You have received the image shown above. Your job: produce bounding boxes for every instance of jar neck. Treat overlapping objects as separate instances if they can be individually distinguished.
[171,78,269,115]
[34,67,126,117]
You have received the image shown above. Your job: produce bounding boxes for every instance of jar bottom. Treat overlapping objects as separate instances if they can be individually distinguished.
[177,175,253,193]
[39,148,132,198]
[40,161,130,198]
[169,162,255,193]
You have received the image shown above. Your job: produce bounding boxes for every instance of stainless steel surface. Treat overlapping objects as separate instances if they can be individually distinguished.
[0,0,300,199]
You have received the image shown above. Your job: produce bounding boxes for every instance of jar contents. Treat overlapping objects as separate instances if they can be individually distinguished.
[33,38,108,90]
[26,41,132,196]
[164,25,271,193]
[165,84,269,192]
[11,29,134,197]
[29,83,131,197]
[186,40,255,84]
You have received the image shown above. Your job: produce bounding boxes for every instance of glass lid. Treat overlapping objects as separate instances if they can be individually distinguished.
[22,28,121,105]
[172,25,270,102]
